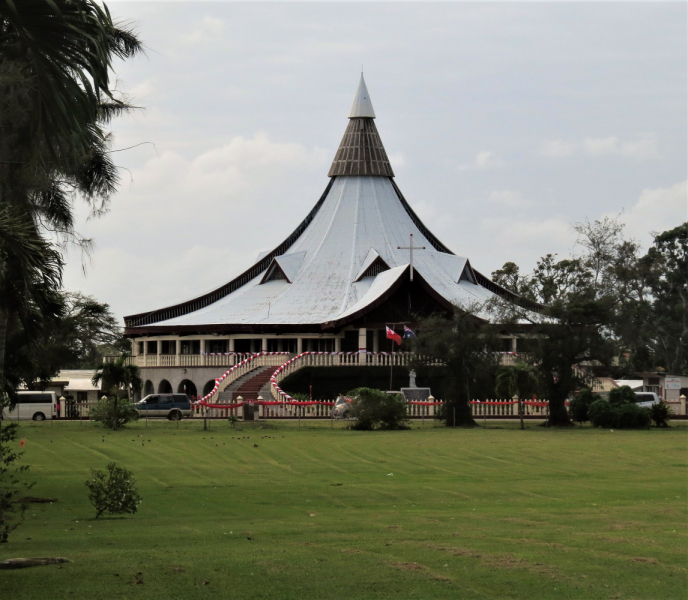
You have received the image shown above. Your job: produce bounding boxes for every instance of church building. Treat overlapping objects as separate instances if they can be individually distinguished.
[124,75,539,399]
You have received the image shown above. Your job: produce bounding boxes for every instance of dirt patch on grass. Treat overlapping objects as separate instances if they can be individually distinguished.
[434,575,452,582]
[630,557,659,564]
[518,538,566,550]
[425,544,481,558]
[502,517,540,527]
[390,562,425,571]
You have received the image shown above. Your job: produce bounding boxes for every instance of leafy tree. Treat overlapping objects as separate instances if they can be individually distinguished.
[608,385,637,406]
[491,219,688,376]
[347,388,408,431]
[4,292,126,392]
[0,0,143,378]
[85,463,141,519]
[88,395,139,430]
[92,355,142,430]
[642,223,687,374]
[495,362,542,429]
[410,309,501,426]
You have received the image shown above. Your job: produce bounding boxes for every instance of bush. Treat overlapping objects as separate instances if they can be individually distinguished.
[568,388,600,423]
[588,398,650,429]
[85,463,142,519]
[649,402,671,427]
[608,385,637,406]
[347,388,409,431]
[89,396,139,430]
[588,398,617,428]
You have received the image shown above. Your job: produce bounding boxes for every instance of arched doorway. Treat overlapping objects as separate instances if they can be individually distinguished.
[158,379,172,394]
[143,380,154,396]
[203,380,216,397]
[178,379,197,399]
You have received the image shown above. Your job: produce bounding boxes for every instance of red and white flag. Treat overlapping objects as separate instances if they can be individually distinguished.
[386,326,402,346]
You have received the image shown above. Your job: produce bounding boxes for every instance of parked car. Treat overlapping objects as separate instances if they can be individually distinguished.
[2,391,57,421]
[135,394,191,420]
[332,395,352,419]
[633,392,660,408]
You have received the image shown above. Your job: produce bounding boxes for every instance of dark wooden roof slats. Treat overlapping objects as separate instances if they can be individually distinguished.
[328,118,395,177]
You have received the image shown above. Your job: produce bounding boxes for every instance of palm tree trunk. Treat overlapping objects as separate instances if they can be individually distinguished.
[0,307,6,540]
[0,307,7,374]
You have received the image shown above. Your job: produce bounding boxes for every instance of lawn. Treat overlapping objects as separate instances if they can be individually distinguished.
[1,419,686,599]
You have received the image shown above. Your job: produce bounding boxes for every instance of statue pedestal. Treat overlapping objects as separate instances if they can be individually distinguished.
[400,388,431,402]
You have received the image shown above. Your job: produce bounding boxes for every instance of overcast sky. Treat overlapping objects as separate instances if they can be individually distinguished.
[63,1,687,321]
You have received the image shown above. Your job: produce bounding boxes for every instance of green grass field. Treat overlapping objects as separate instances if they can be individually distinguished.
[2,419,686,599]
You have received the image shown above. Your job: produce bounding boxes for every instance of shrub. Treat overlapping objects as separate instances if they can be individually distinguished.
[85,463,142,519]
[347,388,409,431]
[568,388,600,423]
[588,398,617,428]
[89,396,139,430]
[588,398,651,429]
[616,403,651,429]
[608,385,637,406]
[649,402,671,428]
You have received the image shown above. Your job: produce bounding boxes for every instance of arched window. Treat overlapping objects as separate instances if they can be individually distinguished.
[158,379,172,394]
[178,379,197,398]
[143,380,154,396]
[203,380,216,397]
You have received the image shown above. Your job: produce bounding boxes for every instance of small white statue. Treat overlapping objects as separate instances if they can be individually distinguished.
[409,369,417,388]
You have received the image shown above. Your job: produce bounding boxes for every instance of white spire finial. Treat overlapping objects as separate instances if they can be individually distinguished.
[349,73,376,118]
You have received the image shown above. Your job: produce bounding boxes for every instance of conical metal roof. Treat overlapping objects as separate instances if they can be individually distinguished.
[124,78,541,331]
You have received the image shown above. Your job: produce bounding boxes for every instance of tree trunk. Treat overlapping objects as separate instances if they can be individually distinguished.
[546,396,572,426]
[446,400,476,427]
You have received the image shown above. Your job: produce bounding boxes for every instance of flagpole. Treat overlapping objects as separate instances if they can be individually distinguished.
[389,336,394,390]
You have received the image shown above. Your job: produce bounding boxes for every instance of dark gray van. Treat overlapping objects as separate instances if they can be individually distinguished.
[135,394,191,420]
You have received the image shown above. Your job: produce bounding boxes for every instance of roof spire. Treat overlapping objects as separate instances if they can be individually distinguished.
[349,73,376,118]
[329,74,393,177]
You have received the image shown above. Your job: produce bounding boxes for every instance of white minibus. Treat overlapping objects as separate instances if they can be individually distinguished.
[2,391,57,421]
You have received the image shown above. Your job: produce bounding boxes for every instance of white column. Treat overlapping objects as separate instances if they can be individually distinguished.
[262,337,268,353]
[511,337,517,353]
[229,337,235,352]
[200,339,206,365]
[358,328,367,365]
[334,336,341,365]
[156,339,161,367]
[297,338,303,354]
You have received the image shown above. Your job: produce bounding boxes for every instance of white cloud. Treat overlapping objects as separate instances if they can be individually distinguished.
[620,181,687,243]
[584,136,658,160]
[485,190,533,208]
[459,150,498,171]
[388,152,406,168]
[541,135,659,161]
[182,16,224,45]
[541,140,576,158]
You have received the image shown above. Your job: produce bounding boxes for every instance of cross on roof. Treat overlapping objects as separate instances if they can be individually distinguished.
[397,234,426,282]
